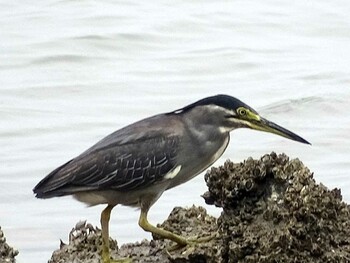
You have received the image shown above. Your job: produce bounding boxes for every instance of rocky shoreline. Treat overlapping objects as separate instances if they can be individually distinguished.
[4,153,350,262]
[0,226,18,263]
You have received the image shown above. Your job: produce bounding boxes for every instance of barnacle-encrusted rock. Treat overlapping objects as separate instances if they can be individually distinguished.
[49,220,118,263]
[155,205,222,263]
[49,206,220,263]
[203,152,350,263]
[0,226,18,263]
[49,153,350,263]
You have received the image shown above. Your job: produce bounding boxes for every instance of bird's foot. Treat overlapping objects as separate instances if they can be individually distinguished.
[102,250,132,263]
[166,232,218,252]
[102,255,132,263]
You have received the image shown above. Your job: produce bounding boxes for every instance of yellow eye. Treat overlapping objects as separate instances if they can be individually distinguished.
[238,108,247,116]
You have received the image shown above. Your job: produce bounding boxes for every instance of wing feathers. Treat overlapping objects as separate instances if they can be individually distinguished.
[33,136,180,197]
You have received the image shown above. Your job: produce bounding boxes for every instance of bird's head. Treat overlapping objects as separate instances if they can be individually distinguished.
[174,94,310,145]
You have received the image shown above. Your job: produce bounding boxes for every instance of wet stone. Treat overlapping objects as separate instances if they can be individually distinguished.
[49,153,350,263]
[0,227,18,263]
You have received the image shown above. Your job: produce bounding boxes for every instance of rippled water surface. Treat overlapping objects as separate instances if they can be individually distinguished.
[1,1,350,262]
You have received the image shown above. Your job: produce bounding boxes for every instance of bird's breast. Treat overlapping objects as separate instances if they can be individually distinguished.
[208,135,230,164]
[166,134,230,189]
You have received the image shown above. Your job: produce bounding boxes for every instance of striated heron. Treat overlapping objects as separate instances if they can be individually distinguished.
[33,94,310,263]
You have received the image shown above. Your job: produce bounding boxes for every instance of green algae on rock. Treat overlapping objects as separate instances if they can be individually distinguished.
[0,226,18,263]
[203,152,350,263]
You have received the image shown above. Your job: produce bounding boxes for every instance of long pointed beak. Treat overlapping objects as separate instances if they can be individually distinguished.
[249,117,311,145]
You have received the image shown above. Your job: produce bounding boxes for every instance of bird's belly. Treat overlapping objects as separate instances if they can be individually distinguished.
[74,181,170,207]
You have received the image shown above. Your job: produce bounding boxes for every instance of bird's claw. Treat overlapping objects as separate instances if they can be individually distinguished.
[102,249,132,263]
[102,256,132,263]
[165,232,218,252]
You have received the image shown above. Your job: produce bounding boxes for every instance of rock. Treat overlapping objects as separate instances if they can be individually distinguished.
[117,205,222,263]
[0,226,18,263]
[49,220,117,263]
[154,205,222,263]
[48,153,350,263]
[48,206,221,263]
[203,152,350,263]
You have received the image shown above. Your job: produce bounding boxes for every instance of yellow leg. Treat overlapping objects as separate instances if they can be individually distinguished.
[101,205,114,263]
[138,209,188,246]
[100,205,132,263]
[138,206,218,252]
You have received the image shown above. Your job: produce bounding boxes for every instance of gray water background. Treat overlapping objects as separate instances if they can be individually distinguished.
[1,0,350,262]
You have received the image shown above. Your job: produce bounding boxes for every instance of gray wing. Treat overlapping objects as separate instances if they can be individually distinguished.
[75,136,179,191]
[33,135,180,198]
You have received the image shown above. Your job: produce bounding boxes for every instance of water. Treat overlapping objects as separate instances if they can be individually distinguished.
[1,0,350,262]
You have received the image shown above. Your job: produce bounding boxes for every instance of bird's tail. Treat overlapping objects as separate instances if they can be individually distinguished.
[33,159,75,198]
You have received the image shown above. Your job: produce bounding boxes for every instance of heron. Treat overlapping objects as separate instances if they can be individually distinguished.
[33,94,310,262]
